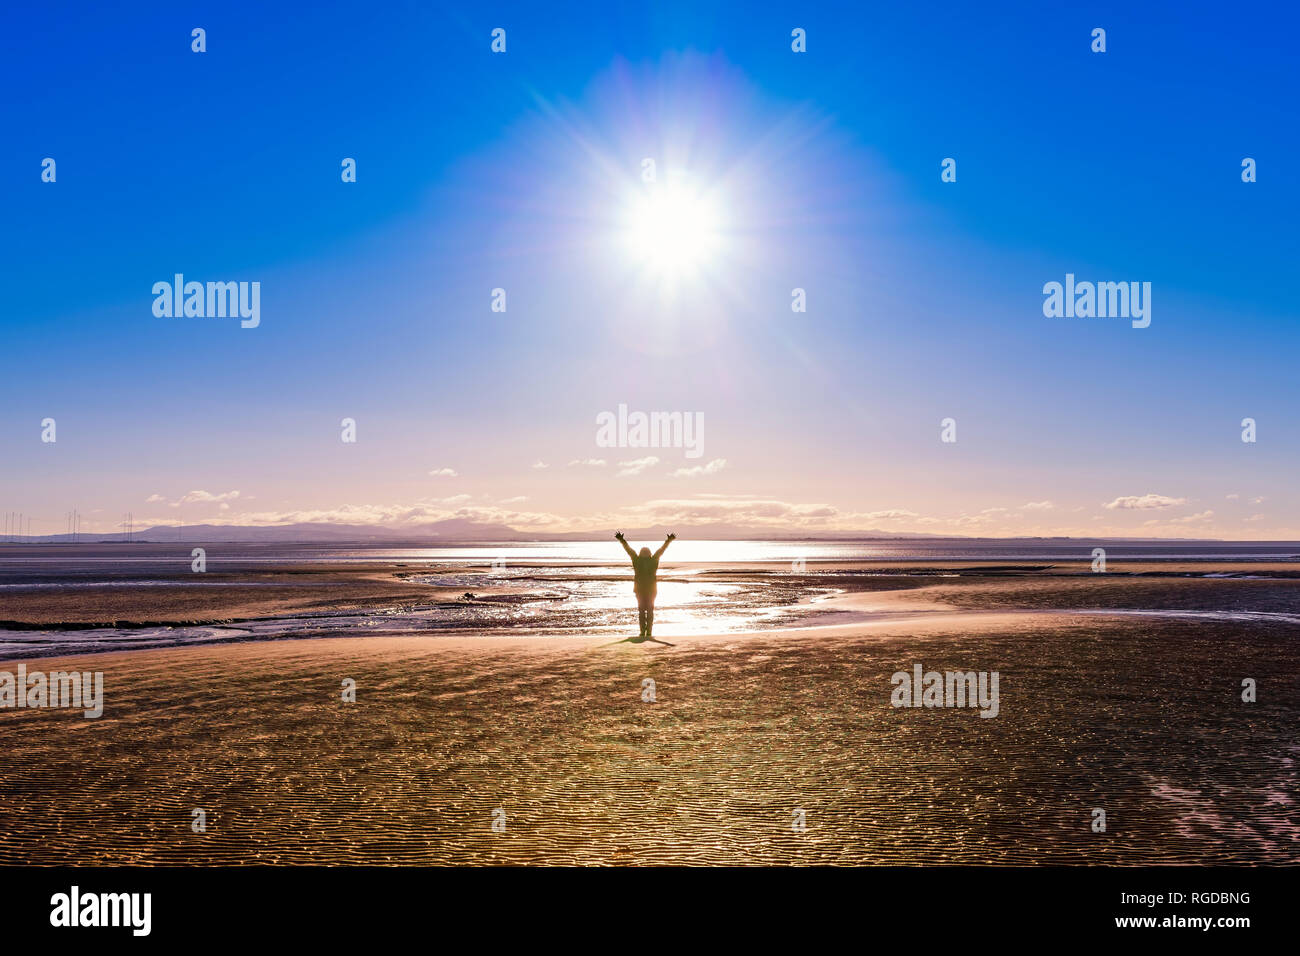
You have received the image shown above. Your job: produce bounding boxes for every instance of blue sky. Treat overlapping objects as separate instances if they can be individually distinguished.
[2,1,1297,538]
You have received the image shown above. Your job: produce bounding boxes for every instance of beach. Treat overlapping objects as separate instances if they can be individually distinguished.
[1,554,1296,866]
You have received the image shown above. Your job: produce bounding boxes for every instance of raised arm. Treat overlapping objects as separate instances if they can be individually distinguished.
[615,532,637,560]
[653,533,676,560]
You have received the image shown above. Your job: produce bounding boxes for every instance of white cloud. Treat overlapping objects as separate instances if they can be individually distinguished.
[150,489,243,509]
[428,468,458,478]
[1021,500,1055,511]
[1104,494,1187,511]
[192,499,573,532]
[567,458,607,468]
[617,456,660,477]
[668,458,726,478]
[181,489,241,504]
[638,496,839,525]
[530,461,549,470]
[131,487,1287,540]
[1141,510,1214,527]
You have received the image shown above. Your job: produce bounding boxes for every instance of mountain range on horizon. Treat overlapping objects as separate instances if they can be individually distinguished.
[0,517,1269,545]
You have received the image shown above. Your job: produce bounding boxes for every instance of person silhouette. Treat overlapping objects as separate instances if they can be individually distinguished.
[615,531,675,638]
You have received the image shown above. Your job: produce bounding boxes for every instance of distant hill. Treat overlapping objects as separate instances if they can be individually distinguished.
[19,518,1223,544]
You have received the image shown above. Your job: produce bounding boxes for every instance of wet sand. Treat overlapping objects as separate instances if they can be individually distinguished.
[6,557,1296,629]
[0,578,1296,865]
[0,564,446,627]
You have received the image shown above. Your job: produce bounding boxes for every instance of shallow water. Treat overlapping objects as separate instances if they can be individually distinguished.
[3,543,1298,660]
[4,538,1300,576]
[0,566,842,659]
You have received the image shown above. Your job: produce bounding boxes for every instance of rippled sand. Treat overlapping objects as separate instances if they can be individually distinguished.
[1,608,1295,865]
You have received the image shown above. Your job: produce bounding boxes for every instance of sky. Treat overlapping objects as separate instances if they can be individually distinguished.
[2,0,1298,539]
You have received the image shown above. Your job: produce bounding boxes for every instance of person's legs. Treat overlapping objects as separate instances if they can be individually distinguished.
[636,591,650,636]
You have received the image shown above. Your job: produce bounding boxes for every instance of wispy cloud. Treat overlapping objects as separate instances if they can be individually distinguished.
[860,509,919,521]
[1104,494,1187,511]
[668,458,726,478]
[428,467,458,478]
[180,499,572,532]
[128,489,1289,540]
[148,489,243,510]
[618,456,660,477]
[1144,509,1214,525]
[637,495,839,525]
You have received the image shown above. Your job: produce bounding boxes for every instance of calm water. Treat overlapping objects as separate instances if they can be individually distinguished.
[3,537,1300,577]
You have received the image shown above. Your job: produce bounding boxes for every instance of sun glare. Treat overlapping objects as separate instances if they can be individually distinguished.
[622,183,723,278]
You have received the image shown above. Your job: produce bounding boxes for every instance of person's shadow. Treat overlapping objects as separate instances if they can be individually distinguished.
[599,635,676,648]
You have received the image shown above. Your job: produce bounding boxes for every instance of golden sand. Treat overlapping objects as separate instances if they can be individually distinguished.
[1,598,1295,865]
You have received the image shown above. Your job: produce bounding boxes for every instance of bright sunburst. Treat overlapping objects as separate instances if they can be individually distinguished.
[622,181,724,279]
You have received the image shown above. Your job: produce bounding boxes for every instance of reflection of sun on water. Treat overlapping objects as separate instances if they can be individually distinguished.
[394,540,875,564]
[418,566,803,636]
[578,579,760,635]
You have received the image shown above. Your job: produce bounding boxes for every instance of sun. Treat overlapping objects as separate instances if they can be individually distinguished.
[622,182,724,278]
